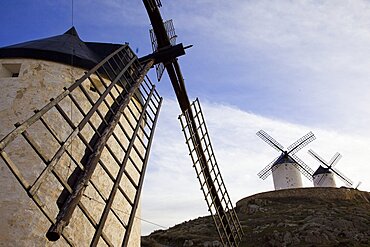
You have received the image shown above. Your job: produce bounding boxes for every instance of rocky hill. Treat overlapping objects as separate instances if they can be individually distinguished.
[141,187,370,247]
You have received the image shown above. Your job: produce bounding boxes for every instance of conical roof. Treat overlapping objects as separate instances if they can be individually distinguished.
[313,165,331,176]
[272,152,296,166]
[0,27,122,69]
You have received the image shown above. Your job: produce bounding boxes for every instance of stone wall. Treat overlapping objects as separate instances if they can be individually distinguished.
[0,58,142,246]
[236,187,370,207]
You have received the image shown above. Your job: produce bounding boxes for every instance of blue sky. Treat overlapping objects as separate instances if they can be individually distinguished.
[1,0,370,236]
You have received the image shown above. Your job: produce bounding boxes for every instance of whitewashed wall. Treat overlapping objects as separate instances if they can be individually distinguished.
[272,163,303,190]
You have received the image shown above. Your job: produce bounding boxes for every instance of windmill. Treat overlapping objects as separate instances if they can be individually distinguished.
[257,130,315,190]
[308,149,353,188]
[355,181,362,190]
[142,1,244,245]
[0,1,243,246]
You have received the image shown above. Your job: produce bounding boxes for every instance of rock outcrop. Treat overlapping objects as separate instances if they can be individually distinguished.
[142,187,370,247]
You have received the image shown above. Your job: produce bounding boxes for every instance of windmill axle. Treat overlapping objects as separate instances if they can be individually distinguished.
[139,43,187,65]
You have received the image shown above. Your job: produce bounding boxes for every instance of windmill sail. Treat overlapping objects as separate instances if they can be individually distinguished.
[257,156,280,180]
[328,152,342,167]
[0,45,162,246]
[332,167,353,186]
[180,99,244,246]
[1,1,243,246]
[150,19,177,81]
[291,154,314,181]
[256,130,315,181]
[256,130,284,152]
[147,0,162,10]
[143,0,244,245]
[287,131,315,155]
[308,149,329,166]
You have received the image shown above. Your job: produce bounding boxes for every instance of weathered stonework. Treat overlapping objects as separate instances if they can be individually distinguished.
[0,58,142,246]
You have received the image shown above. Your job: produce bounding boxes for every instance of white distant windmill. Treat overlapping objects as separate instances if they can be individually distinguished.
[308,149,353,188]
[257,130,315,190]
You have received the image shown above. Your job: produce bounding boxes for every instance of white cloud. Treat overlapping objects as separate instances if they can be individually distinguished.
[53,0,370,137]
[141,99,370,235]
[159,0,370,136]
[3,0,369,237]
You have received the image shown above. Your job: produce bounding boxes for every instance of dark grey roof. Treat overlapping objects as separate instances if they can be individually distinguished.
[313,165,331,176]
[273,152,296,166]
[0,27,122,70]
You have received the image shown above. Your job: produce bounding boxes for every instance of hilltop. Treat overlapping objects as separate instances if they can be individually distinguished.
[141,187,370,247]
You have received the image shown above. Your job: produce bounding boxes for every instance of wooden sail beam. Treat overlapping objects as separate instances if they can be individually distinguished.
[89,81,160,246]
[0,45,129,152]
[121,81,163,247]
[46,59,154,241]
[0,42,163,245]
[142,1,243,245]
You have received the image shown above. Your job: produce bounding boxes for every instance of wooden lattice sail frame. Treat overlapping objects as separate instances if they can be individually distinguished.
[0,1,245,246]
[0,44,162,246]
[143,0,245,245]
[179,99,244,246]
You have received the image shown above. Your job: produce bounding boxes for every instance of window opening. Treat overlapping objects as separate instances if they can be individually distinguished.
[1,63,21,78]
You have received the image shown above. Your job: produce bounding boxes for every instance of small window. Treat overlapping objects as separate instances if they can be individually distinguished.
[0,63,22,78]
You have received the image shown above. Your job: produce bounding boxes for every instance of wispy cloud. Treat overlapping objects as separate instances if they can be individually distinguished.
[141,99,370,235]
[1,0,369,237]
[157,0,370,135]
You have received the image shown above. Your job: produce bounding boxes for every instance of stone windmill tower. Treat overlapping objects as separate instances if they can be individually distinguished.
[257,130,315,190]
[0,26,157,246]
[0,1,244,246]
